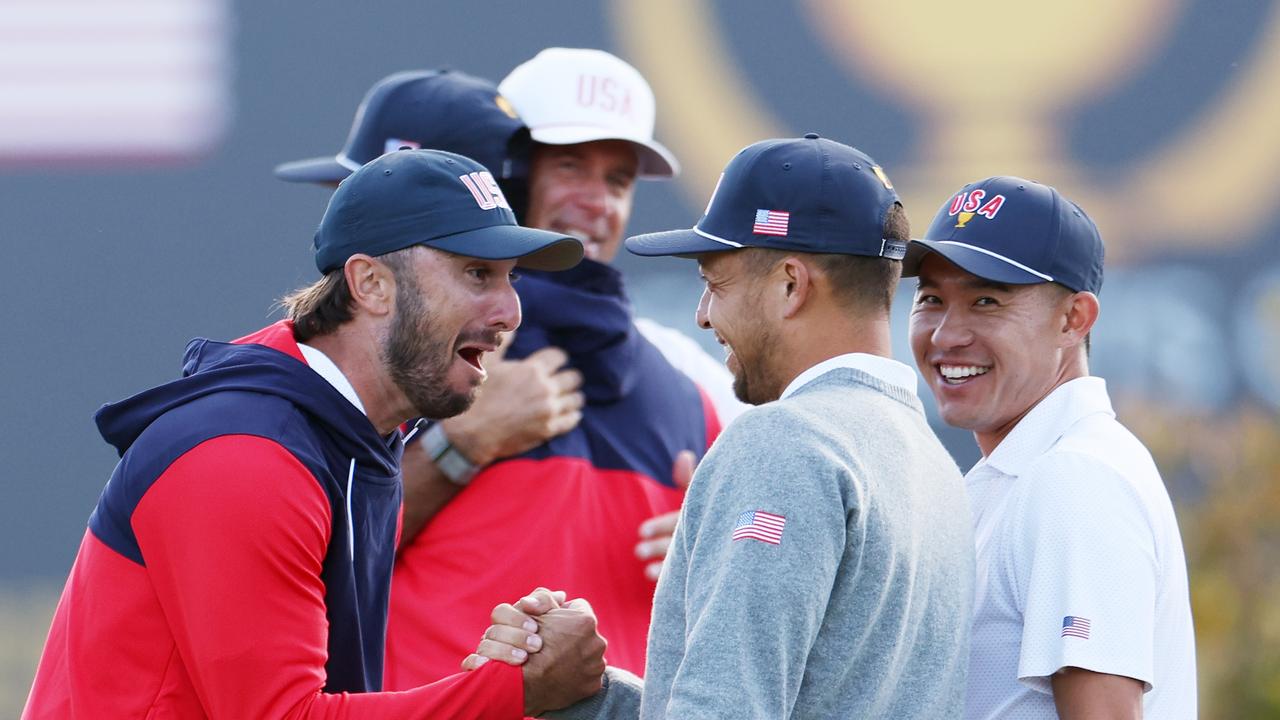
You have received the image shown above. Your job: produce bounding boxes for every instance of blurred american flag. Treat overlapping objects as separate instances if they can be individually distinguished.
[0,0,230,165]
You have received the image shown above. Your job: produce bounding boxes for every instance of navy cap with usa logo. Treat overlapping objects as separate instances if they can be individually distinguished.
[902,176,1105,294]
[625,133,905,259]
[313,148,582,274]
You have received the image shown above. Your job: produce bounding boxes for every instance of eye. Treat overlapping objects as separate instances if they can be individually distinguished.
[607,171,636,192]
[467,267,490,282]
[975,296,999,306]
[509,271,521,284]
[914,293,941,306]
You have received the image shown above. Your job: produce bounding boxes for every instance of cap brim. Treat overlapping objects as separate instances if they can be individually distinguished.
[529,127,679,179]
[902,239,1049,285]
[274,155,355,184]
[428,224,584,271]
[625,227,738,258]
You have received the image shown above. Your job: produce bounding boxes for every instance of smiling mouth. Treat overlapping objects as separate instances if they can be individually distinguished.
[557,228,600,257]
[714,335,732,356]
[937,364,991,385]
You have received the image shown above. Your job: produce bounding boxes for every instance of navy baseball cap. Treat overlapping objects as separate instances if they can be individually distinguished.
[626,134,904,259]
[313,149,581,273]
[275,69,530,185]
[902,176,1104,294]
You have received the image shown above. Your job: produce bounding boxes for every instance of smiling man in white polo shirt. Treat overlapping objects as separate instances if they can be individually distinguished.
[904,176,1197,718]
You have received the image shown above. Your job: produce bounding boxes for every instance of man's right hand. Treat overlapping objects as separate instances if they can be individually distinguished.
[442,345,584,467]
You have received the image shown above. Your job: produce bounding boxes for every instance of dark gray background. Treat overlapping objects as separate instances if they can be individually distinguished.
[2,0,1276,583]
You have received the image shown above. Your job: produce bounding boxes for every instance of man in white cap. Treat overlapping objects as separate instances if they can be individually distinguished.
[384,49,741,690]
[497,47,743,420]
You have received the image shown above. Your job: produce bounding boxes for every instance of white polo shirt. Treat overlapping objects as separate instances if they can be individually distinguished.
[965,377,1196,719]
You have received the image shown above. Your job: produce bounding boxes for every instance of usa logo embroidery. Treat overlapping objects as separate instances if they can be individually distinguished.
[731,510,786,545]
[1061,615,1091,639]
[459,171,511,211]
[947,189,1005,228]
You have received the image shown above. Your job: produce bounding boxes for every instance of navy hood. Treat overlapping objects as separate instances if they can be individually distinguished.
[508,258,640,404]
[95,337,399,477]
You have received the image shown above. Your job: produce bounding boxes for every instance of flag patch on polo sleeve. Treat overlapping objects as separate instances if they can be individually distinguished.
[731,510,786,545]
[1061,616,1091,639]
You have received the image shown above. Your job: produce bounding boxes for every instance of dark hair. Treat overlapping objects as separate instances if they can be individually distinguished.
[280,247,417,342]
[741,202,910,313]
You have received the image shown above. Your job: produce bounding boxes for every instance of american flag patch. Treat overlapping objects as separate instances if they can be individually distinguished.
[752,209,789,236]
[1061,616,1091,639]
[732,510,786,545]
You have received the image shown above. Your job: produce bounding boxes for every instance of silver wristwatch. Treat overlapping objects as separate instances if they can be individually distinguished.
[418,422,479,486]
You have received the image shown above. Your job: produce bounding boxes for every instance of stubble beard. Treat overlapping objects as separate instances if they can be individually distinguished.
[382,274,475,420]
[730,320,782,406]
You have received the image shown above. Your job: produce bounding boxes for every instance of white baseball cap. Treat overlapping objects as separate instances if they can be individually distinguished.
[498,47,679,179]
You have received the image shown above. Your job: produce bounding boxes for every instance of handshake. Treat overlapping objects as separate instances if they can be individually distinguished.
[461,588,608,717]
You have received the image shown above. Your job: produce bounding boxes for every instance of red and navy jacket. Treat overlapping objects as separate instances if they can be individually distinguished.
[24,321,522,719]
[386,260,720,690]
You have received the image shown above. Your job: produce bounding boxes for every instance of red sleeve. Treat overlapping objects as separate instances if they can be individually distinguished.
[132,434,523,720]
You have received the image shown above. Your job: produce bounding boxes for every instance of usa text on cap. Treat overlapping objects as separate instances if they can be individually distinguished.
[902,176,1104,294]
[625,134,904,259]
[498,47,679,179]
[313,149,581,273]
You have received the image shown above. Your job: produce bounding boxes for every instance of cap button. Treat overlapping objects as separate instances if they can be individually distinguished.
[803,132,820,140]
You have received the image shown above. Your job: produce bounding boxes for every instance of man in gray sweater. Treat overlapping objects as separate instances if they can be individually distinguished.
[469,135,974,718]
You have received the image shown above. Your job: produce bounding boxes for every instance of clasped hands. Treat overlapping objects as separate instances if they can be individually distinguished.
[462,588,607,716]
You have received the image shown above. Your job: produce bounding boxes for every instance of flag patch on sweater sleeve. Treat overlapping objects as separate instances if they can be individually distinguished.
[731,510,786,545]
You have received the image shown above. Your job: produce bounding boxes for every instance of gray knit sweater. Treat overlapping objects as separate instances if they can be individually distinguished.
[548,368,974,719]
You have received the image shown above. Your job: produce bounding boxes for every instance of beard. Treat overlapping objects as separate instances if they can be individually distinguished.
[729,320,783,405]
[381,273,476,420]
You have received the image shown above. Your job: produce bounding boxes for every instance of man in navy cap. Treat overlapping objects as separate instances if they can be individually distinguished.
[272,61,731,688]
[904,178,1197,719]
[466,135,975,718]
[23,149,604,719]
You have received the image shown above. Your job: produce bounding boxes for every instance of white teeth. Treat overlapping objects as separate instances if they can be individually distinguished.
[939,364,990,380]
[563,229,592,243]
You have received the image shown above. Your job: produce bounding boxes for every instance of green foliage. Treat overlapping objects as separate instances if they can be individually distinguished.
[1124,400,1280,717]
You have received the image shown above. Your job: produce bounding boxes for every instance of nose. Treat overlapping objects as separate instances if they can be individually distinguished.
[571,173,611,218]
[929,307,973,351]
[490,282,522,333]
[695,286,712,330]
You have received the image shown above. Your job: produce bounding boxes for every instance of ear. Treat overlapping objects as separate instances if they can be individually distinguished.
[1060,290,1099,349]
[343,254,398,318]
[778,256,812,320]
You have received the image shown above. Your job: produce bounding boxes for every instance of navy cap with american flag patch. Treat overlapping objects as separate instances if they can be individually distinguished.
[625,134,904,260]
